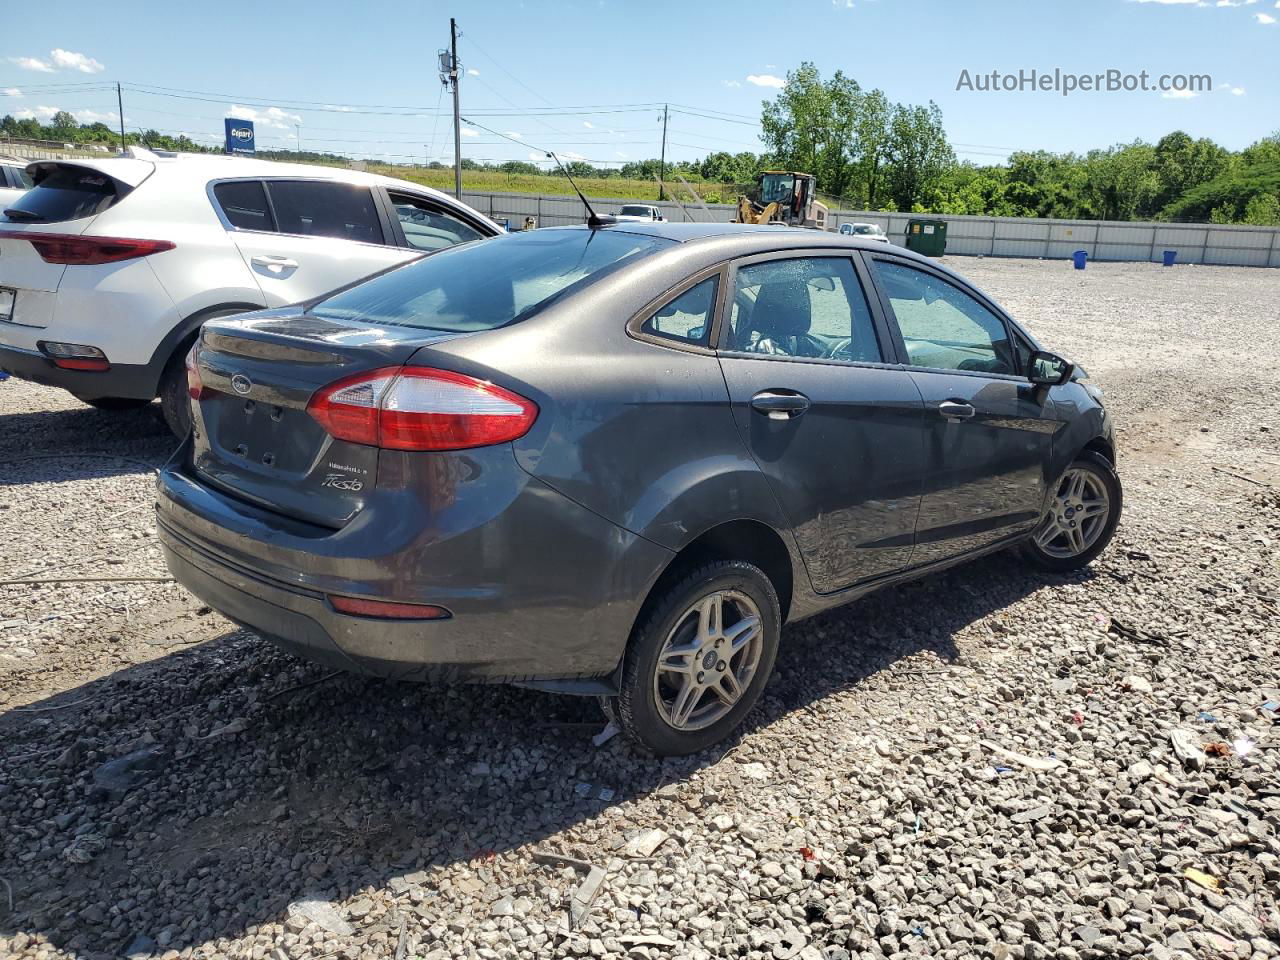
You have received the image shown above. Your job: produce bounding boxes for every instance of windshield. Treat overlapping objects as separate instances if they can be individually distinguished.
[310,229,667,333]
[618,205,651,216]
[759,174,795,206]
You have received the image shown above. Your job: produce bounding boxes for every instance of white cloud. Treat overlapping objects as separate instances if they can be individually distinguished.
[582,120,594,128]
[722,80,741,88]
[528,151,545,163]
[14,104,62,120]
[225,105,303,129]
[1256,10,1277,19]
[747,74,785,88]
[2,87,22,96]
[504,130,523,139]
[9,56,54,73]
[461,127,479,137]
[324,104,356,112]
[1131,0,1200,4]
[615,151,628,158]
[563,151,586,161]
[75,109,120,123]
[1231,86,1246,94]
[1161,88,1199,98]
[49,49,104,73]
[467,68,480,76]
[832,0,854,7]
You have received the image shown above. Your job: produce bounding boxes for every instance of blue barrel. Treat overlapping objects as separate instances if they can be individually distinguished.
[1162,250,1177,267]
[1072,250,1088,270]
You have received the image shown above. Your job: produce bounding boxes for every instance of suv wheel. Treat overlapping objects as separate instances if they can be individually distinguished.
[158,345,193,438]
[1023,450,1122,572]
[605,560,780,757]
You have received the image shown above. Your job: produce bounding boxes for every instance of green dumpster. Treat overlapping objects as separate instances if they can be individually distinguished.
[904,218,947,257]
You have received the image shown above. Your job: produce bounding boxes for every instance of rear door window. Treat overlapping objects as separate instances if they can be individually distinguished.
[3,166,124,222]
[213,180,276,232]
[388,192,487,251]
[264,181,384,245]
[725,256,882,363]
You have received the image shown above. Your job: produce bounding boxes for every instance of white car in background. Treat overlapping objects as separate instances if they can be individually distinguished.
[613,203,665,223]
[839,222,890,242]
[0,149,501,434]
[0,156,33,207]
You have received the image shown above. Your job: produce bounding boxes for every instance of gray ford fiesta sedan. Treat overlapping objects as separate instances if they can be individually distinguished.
[157,222,1121,756]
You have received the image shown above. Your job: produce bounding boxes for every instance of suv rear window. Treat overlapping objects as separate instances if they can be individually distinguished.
[311,229,666,333]
[3,166,124,223]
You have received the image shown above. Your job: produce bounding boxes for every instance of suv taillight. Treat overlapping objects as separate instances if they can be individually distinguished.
[0,230,175,265]
[307,367,538,451]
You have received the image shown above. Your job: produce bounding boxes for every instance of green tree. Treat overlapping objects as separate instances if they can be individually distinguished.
[884,102,954,211]
[50,110,78,136]
[1242,193,1280,225]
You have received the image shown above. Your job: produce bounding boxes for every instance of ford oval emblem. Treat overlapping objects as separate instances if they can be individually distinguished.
[230,373,253,395]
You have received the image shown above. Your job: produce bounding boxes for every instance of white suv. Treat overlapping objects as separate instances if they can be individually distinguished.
[0,156,33,207]
[0,150,501,433]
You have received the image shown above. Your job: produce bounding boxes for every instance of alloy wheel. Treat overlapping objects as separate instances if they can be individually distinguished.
[1035,466,1111,559]
[652,590,763,731]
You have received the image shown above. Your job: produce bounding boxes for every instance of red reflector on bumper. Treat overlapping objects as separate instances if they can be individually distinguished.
[328,595,451,620]
[52,357,110,372]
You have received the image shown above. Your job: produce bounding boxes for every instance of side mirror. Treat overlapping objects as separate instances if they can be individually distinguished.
[1029,350,1073,386]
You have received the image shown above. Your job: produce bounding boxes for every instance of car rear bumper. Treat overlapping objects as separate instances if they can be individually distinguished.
[156,440,673,683]
[0,342,160,400]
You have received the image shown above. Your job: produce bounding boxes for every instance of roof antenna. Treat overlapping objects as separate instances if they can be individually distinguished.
[547,151,615,228]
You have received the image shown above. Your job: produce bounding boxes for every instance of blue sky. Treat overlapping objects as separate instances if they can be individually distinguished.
[2,0,1276,167]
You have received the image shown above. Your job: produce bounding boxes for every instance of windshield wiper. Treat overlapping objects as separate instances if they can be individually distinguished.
[3,209,45,221]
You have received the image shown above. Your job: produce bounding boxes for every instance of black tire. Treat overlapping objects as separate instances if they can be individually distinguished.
[1023,450,1122,572]
[606,560,780,757]
[79,396,152,411]
[158,346,192,438]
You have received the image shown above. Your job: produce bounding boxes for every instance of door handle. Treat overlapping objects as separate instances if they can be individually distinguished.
[938,400,976,421]
[251,255,299,273]
[750,390,810,420]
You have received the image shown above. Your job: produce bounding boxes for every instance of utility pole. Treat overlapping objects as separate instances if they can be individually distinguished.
[658,103,668,201]
[116,82,126,153]
[295,122,302,155]
[450,17,462,199]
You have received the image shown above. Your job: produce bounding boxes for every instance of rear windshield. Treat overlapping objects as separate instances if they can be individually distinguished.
[310,229,667,333]
[3,167,125,223]
[619,206,651,216]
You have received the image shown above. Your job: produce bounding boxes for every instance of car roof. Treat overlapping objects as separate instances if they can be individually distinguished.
[581,220,909,254]
[24,151,463,207]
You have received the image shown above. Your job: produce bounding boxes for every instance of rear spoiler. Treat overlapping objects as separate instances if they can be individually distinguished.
[26,157,156,190]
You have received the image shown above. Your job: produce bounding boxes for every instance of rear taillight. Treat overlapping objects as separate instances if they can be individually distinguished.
[185,342,208,400]
[0,230,175,265]
[307,366,538,451]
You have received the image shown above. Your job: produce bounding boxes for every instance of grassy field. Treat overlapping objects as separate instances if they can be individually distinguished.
[364,164,737,202]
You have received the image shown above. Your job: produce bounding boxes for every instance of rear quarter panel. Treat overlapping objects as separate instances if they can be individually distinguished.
[90,169,264,323]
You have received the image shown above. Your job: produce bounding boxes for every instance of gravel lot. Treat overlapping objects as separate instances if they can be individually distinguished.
[1,257,1278,960]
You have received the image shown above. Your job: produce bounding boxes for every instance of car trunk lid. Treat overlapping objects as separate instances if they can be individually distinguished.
[191,309,462,527]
